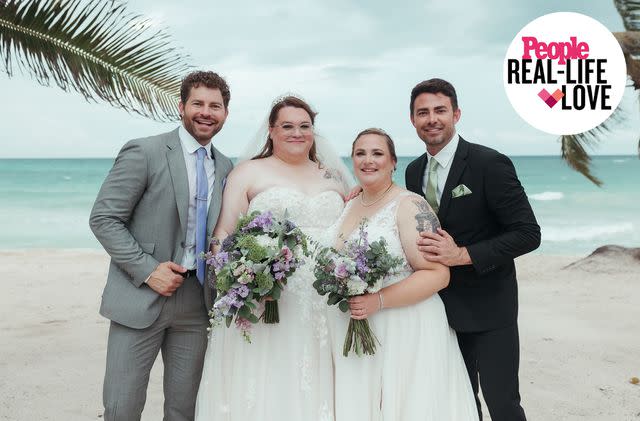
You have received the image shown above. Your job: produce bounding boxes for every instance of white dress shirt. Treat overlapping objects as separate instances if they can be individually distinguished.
[422,132,460,205]
[179,125,216,269]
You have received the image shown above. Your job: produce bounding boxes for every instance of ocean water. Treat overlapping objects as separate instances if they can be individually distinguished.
[0,156,638,255]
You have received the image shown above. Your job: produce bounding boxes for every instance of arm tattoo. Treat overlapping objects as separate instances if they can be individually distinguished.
[412,199,441,233]
[323,169,343,181]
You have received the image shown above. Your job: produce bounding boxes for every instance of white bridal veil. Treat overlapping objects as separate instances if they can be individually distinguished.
[238,93,355,193]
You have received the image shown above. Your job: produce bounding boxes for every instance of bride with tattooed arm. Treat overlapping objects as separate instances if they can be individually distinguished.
[328,128,479,420]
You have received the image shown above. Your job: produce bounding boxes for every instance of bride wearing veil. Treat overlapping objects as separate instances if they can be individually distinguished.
[195,95,353,421]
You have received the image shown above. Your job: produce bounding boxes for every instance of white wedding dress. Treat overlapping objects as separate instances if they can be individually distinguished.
[195,186,344,421]
[328,192,479,421]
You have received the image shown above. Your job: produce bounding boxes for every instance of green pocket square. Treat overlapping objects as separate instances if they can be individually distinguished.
[451,184,472,198]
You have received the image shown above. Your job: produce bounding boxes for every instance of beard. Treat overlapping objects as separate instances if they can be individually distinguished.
[183,117,223,143]
[419,125,454,148]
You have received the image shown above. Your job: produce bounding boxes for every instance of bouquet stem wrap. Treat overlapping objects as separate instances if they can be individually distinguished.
[343,318,379,357]
[263,301,280,324]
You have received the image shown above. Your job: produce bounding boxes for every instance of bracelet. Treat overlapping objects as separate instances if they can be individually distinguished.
[378,291,384,310]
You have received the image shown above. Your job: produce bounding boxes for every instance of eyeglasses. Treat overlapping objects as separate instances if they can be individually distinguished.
[274,123,314,134]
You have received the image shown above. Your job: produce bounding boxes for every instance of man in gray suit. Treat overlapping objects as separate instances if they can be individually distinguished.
[90,71,234,421]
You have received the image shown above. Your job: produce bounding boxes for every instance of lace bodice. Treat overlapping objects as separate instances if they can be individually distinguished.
[248,186,344,241]
[330,192,415,287]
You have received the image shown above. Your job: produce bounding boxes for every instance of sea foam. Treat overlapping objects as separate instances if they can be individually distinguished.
[543,222,634,242]
[530,191,564,201]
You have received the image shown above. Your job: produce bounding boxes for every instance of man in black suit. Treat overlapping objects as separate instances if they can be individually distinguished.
[406,78,540,421]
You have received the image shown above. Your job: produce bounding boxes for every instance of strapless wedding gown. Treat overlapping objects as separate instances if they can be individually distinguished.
[195,187,344,421]
[328,193,479,421]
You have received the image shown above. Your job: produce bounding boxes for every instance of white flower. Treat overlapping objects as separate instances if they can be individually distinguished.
[238,272,253,285]
[346,276,367,296]
[232,264,246,277]
[334,256,356,272]
[256,235,279,249]
[366,277,383,293]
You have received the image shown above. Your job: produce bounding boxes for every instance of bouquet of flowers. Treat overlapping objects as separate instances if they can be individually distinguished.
[312,222,403,356]
[203,210,308,342]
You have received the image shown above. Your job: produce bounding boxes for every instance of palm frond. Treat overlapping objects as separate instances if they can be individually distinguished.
[613,31,640,89]
[561,135,603,186]
[614,1,640,88]
[615,0,640,30]
[614,0,640,159]
[0,0,192,122]
[560,106,626,186]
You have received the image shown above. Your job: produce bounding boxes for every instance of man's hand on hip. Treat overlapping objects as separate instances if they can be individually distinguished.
[147,262,187,296]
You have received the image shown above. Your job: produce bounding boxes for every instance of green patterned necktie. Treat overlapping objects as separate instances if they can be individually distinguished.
[425,158,440,213]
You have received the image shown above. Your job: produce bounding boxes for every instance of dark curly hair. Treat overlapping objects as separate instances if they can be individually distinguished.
[180,71,230,107]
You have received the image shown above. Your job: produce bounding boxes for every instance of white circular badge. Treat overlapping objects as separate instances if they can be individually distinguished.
[503,12,627,135]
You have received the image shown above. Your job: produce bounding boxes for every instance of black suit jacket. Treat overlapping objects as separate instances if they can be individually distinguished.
[405,137,540,332]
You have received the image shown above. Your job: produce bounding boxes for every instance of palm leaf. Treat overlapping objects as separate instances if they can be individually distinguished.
[614,0,640,158]
[0,0,192,121]
[560,106,625,187]
[558,0,640,184]
[615,0,640,30]
[561,135,602,186]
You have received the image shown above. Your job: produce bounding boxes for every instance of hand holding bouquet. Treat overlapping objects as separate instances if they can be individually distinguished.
[313,222,403,356]
[203,210,308,342]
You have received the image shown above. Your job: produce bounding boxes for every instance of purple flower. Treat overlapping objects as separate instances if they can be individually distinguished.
[236,284,250,298]
[213,295,234,316]
[243,211,274,231]
[221,233,237,251]
[282,220,297,233]
[230,297,244,308]
[274,271,286,280]
[272,258,292,275]
[358,226,369,247]
[334,263,349,279]
[207,251,229,271]
[355,256,370,275]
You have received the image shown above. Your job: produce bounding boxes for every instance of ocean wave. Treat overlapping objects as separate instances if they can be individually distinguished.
[530,191,564,201]
[543,222,634,242]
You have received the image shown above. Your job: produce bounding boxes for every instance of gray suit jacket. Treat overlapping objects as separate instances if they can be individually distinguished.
[90,128,233,329]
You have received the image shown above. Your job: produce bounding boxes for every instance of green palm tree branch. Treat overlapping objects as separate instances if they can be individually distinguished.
[614,0,640,160]
[0,0,193,122]
[560,105,626,187]
[558,0,640,185]
[615,0,640,30]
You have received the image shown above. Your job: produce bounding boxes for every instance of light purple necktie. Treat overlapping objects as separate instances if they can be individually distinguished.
[195,147,208,285]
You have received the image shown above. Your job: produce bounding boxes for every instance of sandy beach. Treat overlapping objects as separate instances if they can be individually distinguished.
[0,249,638,420]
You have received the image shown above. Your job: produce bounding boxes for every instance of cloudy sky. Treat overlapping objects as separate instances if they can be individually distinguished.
[1,0,637,158]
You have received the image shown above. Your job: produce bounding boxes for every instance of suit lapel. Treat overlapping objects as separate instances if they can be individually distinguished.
[206,146,227,243]
[166,129,189,236]
[438,138,469,218]
[408,153,428,194]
